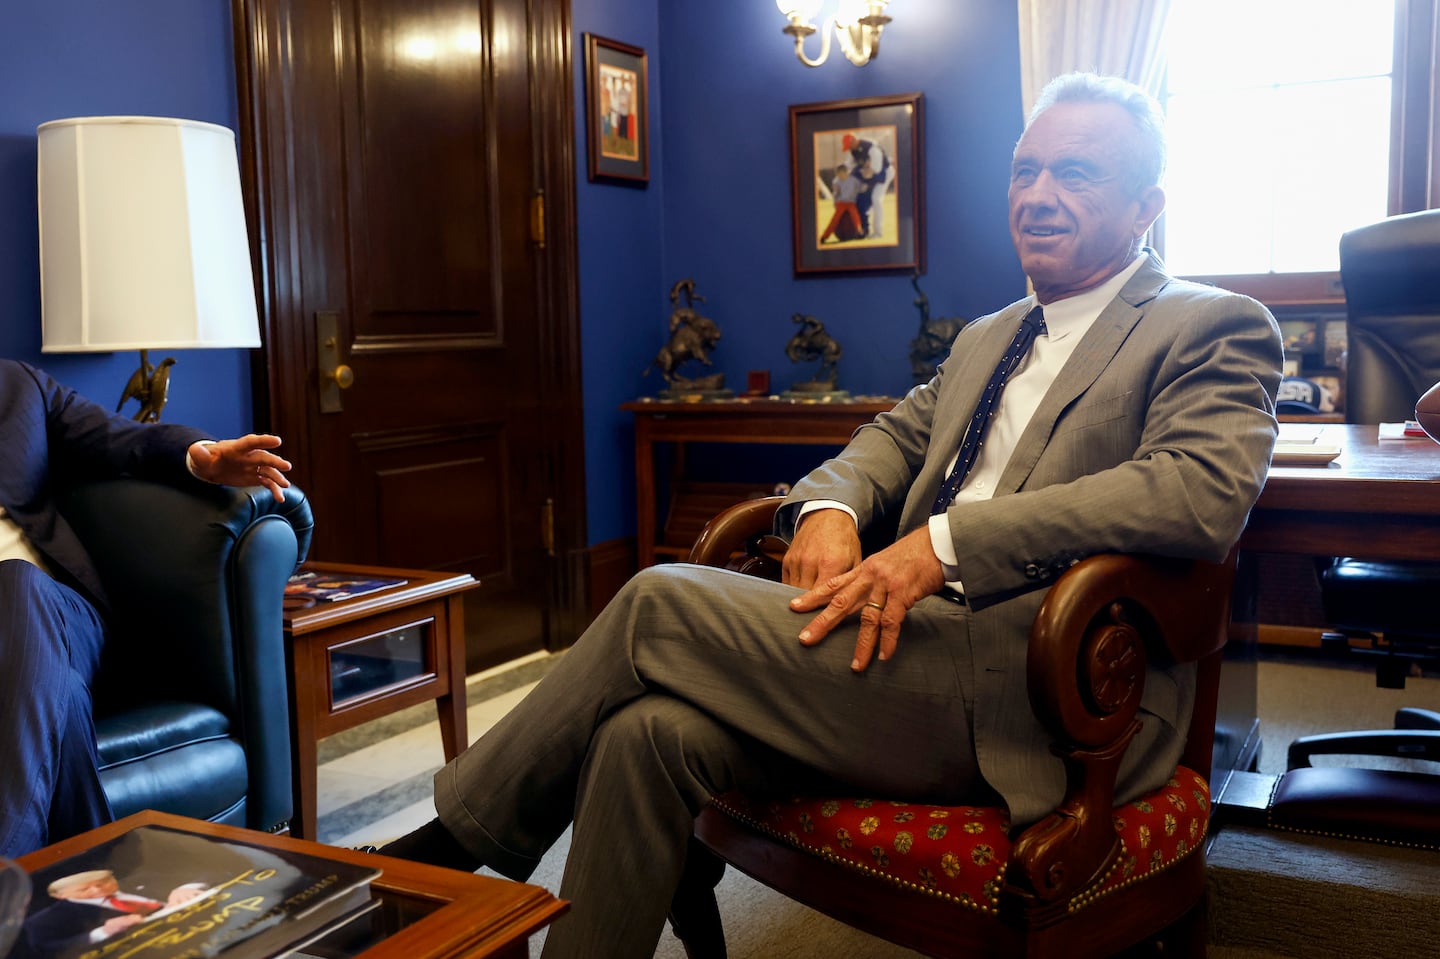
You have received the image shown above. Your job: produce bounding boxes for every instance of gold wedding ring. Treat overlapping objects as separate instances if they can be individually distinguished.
[864,601,885,611]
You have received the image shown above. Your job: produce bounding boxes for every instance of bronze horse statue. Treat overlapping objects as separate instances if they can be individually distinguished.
[784,313,842,389]
[645,278,724,388]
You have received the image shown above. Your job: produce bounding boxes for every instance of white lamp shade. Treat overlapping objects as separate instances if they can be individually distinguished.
[38,116,261,353]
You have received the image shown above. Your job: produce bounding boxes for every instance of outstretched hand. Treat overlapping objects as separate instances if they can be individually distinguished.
[789,526,946,673]
[188,434,293,502]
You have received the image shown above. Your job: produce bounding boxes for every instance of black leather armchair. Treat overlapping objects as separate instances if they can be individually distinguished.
[59,478,314,835]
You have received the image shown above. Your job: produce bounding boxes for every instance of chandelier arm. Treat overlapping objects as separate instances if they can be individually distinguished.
[835,13,889,66]
[787,18,833,67]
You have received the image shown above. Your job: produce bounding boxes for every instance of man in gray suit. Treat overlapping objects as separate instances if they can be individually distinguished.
[382,73,1282,957]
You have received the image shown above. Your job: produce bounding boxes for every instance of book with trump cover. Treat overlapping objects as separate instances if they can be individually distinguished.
[14,824,380,959]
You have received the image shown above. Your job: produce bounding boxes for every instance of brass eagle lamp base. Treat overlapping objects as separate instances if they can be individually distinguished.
[115,348,177,422]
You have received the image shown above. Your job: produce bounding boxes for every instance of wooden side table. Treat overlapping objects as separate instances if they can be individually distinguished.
[622,397,896,566]
[17,810,566,958]
[284,561,478,840]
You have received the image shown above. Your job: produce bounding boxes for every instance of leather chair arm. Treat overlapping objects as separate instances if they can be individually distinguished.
[1289,729,1440,767]
[62,479,313,832]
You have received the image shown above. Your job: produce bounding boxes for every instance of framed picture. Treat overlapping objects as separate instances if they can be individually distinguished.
[583,33,649,184]
[789,92,924,276]
[1279,318,1321,360]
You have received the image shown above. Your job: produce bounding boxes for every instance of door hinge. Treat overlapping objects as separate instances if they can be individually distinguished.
[530,191,546,248]
[541,497,555,555]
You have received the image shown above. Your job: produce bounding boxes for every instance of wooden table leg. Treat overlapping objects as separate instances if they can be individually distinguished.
[436,594,469,760]
[287,637,321,841]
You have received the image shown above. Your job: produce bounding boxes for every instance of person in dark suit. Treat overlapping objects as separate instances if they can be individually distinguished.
[380,72,1283,957]
[0,359,293,857]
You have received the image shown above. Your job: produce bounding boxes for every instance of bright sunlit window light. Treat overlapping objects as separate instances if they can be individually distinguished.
[1160,0,1395,277]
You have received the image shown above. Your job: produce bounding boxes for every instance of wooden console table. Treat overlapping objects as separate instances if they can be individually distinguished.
[284,561,478,840]
[623,397,896,566]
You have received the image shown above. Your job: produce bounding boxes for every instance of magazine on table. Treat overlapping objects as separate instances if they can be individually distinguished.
[14,824,380,959]
[285,570,407,605]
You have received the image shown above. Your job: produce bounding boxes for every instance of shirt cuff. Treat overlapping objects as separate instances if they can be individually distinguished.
[185,439,218,478]
[928,512,966,590]
[796,499,859,527]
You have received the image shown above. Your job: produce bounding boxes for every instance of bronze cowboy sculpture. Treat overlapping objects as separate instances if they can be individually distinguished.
[783,313,847,398]
[644,278,730,397]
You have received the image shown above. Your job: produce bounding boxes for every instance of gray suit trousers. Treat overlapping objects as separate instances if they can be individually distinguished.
[434,562,984,958]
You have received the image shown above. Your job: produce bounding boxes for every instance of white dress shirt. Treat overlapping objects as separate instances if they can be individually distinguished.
[0,506,52,572]
[928,256,1147,589]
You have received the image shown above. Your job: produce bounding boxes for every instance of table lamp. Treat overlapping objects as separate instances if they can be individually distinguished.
[37,115,261,421]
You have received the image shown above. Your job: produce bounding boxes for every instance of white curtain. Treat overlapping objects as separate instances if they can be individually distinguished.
[1016,0,1175,118]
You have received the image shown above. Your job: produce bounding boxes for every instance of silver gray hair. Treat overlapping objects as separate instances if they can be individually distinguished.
[1026,72,1167,195]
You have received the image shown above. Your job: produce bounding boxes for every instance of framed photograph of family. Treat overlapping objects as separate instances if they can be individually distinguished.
[789,92,925,276]
[583,33,649,184]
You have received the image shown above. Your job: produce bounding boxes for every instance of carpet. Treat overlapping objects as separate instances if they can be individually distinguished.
[1206,826,1438,959]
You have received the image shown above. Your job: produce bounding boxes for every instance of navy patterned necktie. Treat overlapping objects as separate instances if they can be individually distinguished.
[930,305,1047,515]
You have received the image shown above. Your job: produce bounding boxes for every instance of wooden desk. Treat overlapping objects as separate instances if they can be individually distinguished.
[16,810,566,958]
[623,397,896,565]
[1213,423,1440,797]
[285,562,478,840]
[1244,424,1440,559]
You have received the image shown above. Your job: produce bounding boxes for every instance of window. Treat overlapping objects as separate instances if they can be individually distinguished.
[1157,0,1438,305]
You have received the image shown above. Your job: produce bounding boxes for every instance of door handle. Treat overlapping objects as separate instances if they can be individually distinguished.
[316,311,353,413]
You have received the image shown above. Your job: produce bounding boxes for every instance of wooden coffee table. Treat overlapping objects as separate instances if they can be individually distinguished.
[284,562,479,840]
[17,810,566,958]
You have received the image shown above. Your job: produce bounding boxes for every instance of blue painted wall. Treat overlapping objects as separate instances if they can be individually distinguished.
[0,0,255,439]
[2,0,1027,547]
[579,0,1027,543]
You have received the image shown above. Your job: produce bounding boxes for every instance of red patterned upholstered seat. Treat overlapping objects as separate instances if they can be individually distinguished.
[710,766,1210,917]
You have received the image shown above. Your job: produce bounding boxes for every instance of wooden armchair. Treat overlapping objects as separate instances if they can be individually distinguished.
[670,496,1235,959]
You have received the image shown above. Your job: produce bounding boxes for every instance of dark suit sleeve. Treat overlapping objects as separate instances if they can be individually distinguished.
[16,901,106,959]
[20,362,209,485]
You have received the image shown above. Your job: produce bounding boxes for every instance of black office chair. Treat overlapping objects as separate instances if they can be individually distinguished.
[1319,208,1440,686]
[1275,210,1440,844]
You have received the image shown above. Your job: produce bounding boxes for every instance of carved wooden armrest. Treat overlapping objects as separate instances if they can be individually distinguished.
[1007,552,1234,907]
[688,495,787,579]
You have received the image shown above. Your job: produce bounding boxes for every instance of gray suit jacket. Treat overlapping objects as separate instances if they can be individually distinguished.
[780,253,1282,824]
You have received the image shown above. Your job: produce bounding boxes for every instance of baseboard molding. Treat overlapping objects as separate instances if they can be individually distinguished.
[1257,624,1327,648]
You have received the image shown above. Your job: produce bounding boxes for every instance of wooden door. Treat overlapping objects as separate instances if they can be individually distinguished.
[232,0,586,669]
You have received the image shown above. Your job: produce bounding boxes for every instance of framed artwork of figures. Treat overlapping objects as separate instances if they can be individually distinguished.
[789,92,924,275]
[583,33,649,184]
